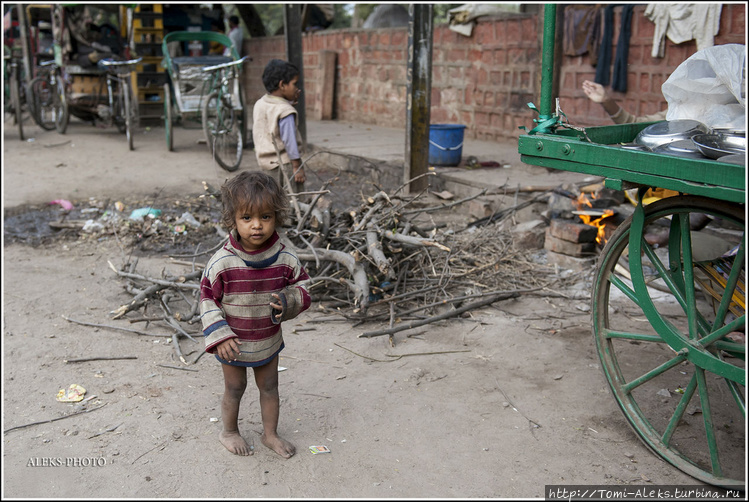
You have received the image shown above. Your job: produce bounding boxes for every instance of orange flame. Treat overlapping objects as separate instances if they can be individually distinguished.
[577,192,613,244]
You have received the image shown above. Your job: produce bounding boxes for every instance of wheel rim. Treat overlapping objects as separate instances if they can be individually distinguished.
[202,91,242,172]
[30,77,59,130]
[593,195,745,488]
[164,83,173,151]
[11,69,24,140]
[55,75,69,134]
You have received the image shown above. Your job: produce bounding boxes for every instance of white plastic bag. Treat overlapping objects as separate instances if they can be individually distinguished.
[662,44,746,130]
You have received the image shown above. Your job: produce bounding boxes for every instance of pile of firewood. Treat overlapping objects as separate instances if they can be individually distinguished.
[73,171,585,363]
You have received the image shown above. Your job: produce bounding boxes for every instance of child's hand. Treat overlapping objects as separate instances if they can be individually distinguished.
[217,338,241,361]
[293,167,306,184]
[270,293,284,321]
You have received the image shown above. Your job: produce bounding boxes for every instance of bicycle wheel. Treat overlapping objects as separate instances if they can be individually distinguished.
[10,66,24,140]
[123,79,134,150]
[54,73,69,134]
[202,90,242,171]
[592,195,745,487]
[28,77,57,130]
[164,82,173,151]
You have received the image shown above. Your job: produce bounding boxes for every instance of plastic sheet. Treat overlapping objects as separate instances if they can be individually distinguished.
[662,44,746,130]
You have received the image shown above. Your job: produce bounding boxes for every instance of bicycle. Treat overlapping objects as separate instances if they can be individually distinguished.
[5,52,27,141]
[201,57,247,171]
[96,57,142,151]
[27,58,69,133]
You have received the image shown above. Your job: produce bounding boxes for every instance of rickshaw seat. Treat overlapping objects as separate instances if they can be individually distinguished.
[170,55,232,73]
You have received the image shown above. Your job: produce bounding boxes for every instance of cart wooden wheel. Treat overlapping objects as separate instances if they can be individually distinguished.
[164,83,173,152]
[592,194,745,488]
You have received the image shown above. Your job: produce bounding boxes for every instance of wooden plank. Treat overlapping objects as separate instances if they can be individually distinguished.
[320,50,337,120]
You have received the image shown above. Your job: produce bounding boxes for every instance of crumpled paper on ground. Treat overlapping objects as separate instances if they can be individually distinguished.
[56,384,86,402]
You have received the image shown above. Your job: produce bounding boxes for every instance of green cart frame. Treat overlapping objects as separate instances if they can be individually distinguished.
[518,6,745,489]
[161,30,247,171]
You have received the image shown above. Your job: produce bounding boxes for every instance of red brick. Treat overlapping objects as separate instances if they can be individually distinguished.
[544,230,596,256]
[548,219,598,243]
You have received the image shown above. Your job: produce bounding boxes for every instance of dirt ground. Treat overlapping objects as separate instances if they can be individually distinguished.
[2,119,708,498]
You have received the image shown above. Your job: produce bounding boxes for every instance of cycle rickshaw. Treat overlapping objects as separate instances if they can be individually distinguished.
[518,6,745,489]
[54,4,141,149]
[161,30,247,171]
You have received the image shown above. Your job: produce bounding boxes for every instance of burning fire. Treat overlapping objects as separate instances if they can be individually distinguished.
[576,192,614,245]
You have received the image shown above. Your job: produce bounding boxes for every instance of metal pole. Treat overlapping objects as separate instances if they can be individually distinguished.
[538,4,557,122]
[284,5,307,145]
[404,4,433,193]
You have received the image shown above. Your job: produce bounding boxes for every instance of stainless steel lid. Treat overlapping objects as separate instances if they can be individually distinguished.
[634,119,710,148]
[652,139,707,159]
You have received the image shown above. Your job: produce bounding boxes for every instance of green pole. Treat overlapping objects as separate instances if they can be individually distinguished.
[539,4,557,122]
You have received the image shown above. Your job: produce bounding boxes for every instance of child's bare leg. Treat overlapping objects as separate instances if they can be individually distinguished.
[253,356,295,458]
[220,363,253,456]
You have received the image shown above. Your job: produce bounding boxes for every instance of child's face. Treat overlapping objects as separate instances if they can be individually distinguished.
[234,204,276,251]
[278,75,301,103]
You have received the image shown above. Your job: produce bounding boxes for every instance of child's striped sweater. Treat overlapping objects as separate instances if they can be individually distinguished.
[200,230,311,365]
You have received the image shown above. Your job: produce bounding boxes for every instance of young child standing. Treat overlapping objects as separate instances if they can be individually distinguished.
[200,171,311,458]
[252,59,306,190]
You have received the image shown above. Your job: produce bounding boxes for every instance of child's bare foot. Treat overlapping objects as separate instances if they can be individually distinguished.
[220,430,253,456]
[261,433,296,458]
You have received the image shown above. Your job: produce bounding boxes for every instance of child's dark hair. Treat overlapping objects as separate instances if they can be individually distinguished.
[220,171,289,229]
[262,59,299,93]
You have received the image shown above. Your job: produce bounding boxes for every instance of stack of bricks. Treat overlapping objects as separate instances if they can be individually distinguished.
[544,219,598,258]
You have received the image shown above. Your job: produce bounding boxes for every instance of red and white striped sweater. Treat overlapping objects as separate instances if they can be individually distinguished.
[200,230,311,365]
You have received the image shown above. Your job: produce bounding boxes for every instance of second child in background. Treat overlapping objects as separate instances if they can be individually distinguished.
[252,59,306,193]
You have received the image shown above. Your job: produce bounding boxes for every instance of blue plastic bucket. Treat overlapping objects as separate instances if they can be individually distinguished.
[428,124,467,166]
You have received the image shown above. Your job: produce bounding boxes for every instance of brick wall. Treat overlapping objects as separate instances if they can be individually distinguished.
[243,4,745,143]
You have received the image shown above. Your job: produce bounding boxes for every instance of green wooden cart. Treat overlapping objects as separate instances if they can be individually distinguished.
[518,6,745,489]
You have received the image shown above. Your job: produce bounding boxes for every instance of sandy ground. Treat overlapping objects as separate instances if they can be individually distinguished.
[2,118,706,498]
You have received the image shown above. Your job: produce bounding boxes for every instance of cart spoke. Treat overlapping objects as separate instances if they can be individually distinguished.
[677,214,700,339]
[709,240,745,330]
[698,316,745,351]
[722,377,746,417]
[695,367,722,477]
[609,272,640,304]
[604,329,664,343]
[622,352,687,393]
[662,372,698,445]
[642,234,713,337]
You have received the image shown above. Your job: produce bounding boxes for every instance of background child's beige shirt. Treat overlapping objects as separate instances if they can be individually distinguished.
[252,94,301,171]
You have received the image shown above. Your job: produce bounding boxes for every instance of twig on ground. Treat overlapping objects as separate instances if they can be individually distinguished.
[65,356,137,363]
[156,363,198,372]
[88,422,123,439]
[4,403,108,434]
[62,315,174,337]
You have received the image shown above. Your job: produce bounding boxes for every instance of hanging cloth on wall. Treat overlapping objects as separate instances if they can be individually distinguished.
[611,5,633,93]
[594,5,616,86]
[595,5,634,92]
[644,4,722,58]
[563,5,602,59]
